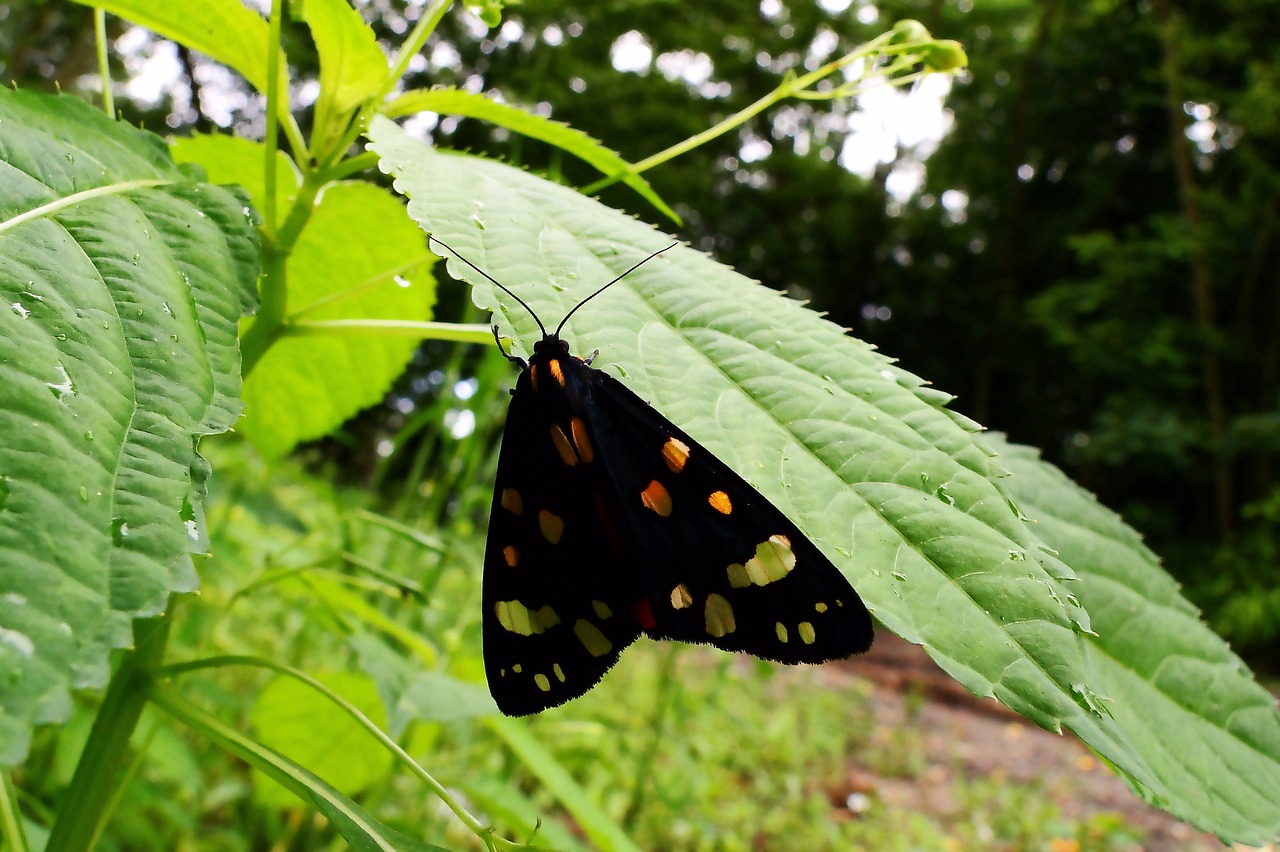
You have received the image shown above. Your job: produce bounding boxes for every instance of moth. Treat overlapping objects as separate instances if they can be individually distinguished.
[433,238,874,715]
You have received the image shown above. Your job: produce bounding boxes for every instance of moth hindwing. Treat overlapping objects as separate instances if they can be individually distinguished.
[482,333,875,716]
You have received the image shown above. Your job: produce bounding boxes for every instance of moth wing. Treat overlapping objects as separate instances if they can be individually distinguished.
[586,370,874,663]
[482,359,646,716]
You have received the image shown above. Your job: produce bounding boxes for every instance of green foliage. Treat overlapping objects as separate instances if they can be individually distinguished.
[2,1,1279,850]
[0,88,258,764]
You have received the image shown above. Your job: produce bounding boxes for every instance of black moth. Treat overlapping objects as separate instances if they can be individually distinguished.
[434,238,874,716]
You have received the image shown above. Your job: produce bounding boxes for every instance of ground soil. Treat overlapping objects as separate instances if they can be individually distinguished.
[830,633,1271,851]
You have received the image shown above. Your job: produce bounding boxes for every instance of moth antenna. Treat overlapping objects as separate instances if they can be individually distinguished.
[554,242,679,337]
[430,236,548,338]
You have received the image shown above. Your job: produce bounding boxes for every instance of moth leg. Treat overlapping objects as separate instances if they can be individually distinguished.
[584,349,600,365]
[493,325,528,368]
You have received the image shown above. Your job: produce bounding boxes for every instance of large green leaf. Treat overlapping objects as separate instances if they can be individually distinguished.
[173,133,436,457]
[303,0,390,153]
[250,671,392,810]
[989,434,1280,843]
[387,87,678,224]
[366,117,1279,842]
[73,0,280,96]
[241,180,435,457]
[0,89,258,765]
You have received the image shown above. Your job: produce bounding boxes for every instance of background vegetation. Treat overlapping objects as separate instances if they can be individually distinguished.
[1,0,1278,849]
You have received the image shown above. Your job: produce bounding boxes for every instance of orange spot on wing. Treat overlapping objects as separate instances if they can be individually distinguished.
[661,437,690,472]
[502,545,520,567]
[538,510,564,544]
[550,424,578,465]
[529,364,539,393]
[708,490,732,514]
[570,416,594,463]
[640,479,672,517]
[549,359,565,386]
[501,488,523,515]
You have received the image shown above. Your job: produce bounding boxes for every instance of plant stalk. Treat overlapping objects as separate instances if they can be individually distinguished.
[43,614,173,851]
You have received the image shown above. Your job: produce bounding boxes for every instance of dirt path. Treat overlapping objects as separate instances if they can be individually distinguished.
[832,634,1240,850]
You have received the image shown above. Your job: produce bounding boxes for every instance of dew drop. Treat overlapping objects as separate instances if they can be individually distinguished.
[891,571,907,582]
[394,275,411,288]
[10,302,29,319]
[111,517,130,544]
[83,431,93,442]
[79,486,89,502]
[0,628,34,659]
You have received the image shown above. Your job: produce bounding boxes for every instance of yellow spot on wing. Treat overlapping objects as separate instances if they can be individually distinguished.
[708,490,732,514]
[574,619,613,657]
[670,583,693,609]
[553,663,565,682]
[539,509,564,544]
[501,488,523,515]
[503,545,520,568]
[776,622,788,642]
[661,437,690,472]
[570,416,594,463]
[815,602,829,613]
[494,600,559,635]
[512,664,522,673]
[534,673,551,692]
[727,534,797,587]
[640,479,672,516]
[704,593,736,637]
[798,622,816,644]
[550,424,578,466]
[592,600,613,620]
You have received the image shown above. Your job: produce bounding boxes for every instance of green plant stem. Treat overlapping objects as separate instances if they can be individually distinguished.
[284,319,492,342]
[93,9,114,117]
[263,0,285,234]
[580,33,898,195]
[0,770,29,852]
[44,614,173,852]
[385,0,454,97]
[238,239,289,378]
[154,655,523,850]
